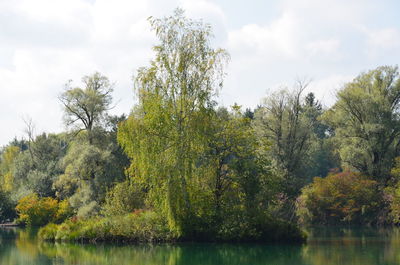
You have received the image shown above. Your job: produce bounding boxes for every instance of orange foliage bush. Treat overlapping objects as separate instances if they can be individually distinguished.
[296,171,381,225]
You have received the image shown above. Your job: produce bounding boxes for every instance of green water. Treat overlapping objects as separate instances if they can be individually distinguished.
[1,227,400,265]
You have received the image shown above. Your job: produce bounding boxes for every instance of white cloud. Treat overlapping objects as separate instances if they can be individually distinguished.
[228,12,299,59]
[280,0,374,26]
[91,0,149,41]
[306,74,354,106]
[15,0,91,24]
[306,39,341,59]
[365,28,400,49]
[180,0,227,42]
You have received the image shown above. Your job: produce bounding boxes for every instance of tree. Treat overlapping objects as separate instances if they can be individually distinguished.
[302,92,339,178]
[303,92,327,139]
[53,141,123,216]
[57,74,126,216]
[202,106,274,223]
[59,72,113,144]
[0,145,20,191]
[0,189,16,222]
[118,9,229,234]
[254,82,313,197]
[8,133,67,198]
[323,66,400,182]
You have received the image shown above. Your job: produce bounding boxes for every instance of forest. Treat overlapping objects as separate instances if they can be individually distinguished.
[1,9,400,243]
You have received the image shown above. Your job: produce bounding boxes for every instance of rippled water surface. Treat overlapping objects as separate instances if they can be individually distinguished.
[1,227,400,265]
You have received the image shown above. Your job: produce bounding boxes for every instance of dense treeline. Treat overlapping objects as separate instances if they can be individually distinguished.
[1,9,400,243]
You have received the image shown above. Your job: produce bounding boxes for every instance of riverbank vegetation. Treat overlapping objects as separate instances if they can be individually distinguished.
[0,9,400,243]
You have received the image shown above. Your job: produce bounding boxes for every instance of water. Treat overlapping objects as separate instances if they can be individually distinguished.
[0,226,400,265]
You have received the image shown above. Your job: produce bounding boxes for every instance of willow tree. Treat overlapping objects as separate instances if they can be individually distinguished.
[323,66,400,182]
[118,9,229,234]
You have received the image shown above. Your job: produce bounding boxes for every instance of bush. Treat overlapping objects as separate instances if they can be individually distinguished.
[16,193,72,226]
[101,180,144,216]
[296,171,381,225]
[38,223,58,240]
[39,210,174,243]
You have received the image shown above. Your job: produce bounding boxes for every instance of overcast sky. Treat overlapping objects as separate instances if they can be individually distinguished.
[1,0,400,146]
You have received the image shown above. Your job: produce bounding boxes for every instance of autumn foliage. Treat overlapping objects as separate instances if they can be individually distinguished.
[296,171,381,225]
[16,193,72,226]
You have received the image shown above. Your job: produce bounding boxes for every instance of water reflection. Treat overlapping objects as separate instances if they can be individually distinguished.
[303,226,400,265]
[0,227,399,265]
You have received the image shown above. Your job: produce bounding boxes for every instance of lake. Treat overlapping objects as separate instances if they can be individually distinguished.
[0,226,399,265]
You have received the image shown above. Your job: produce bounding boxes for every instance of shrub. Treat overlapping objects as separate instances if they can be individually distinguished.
[39,210,174,243]
[296,171,381,225]
[101,180,144,216]
[38,223,58,240]
[16,193,72,226]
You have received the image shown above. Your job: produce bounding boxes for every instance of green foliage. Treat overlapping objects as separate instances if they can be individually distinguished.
[102,179,145,216]
[384,185,400,224]
[383,157,400,224]
[54,199,74,223]
[0,189,16,222]
[203,106,277,225]
[216,205,306,242]
[118,8,229,234]
[29,133,67,171]
[39,209,305,243]
[390,157,400,181]
[323,66,400,181]
[254,85,315,197]
[4,133,67,201]
[302,92,340,179]
[113,10,307,243]
[0,145,20,191]
[68,182,100,218]
[38,223,59,240]
[254,89,338,220]
[39,210,173,242]
[59,72,113,143]
[296,171,381,225]
[15,193,72,226]
[26,169,56,197]
[53,141,123,216]
[11,152,33,190]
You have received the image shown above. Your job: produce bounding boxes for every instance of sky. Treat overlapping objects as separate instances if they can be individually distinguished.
[1,0,400,146]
